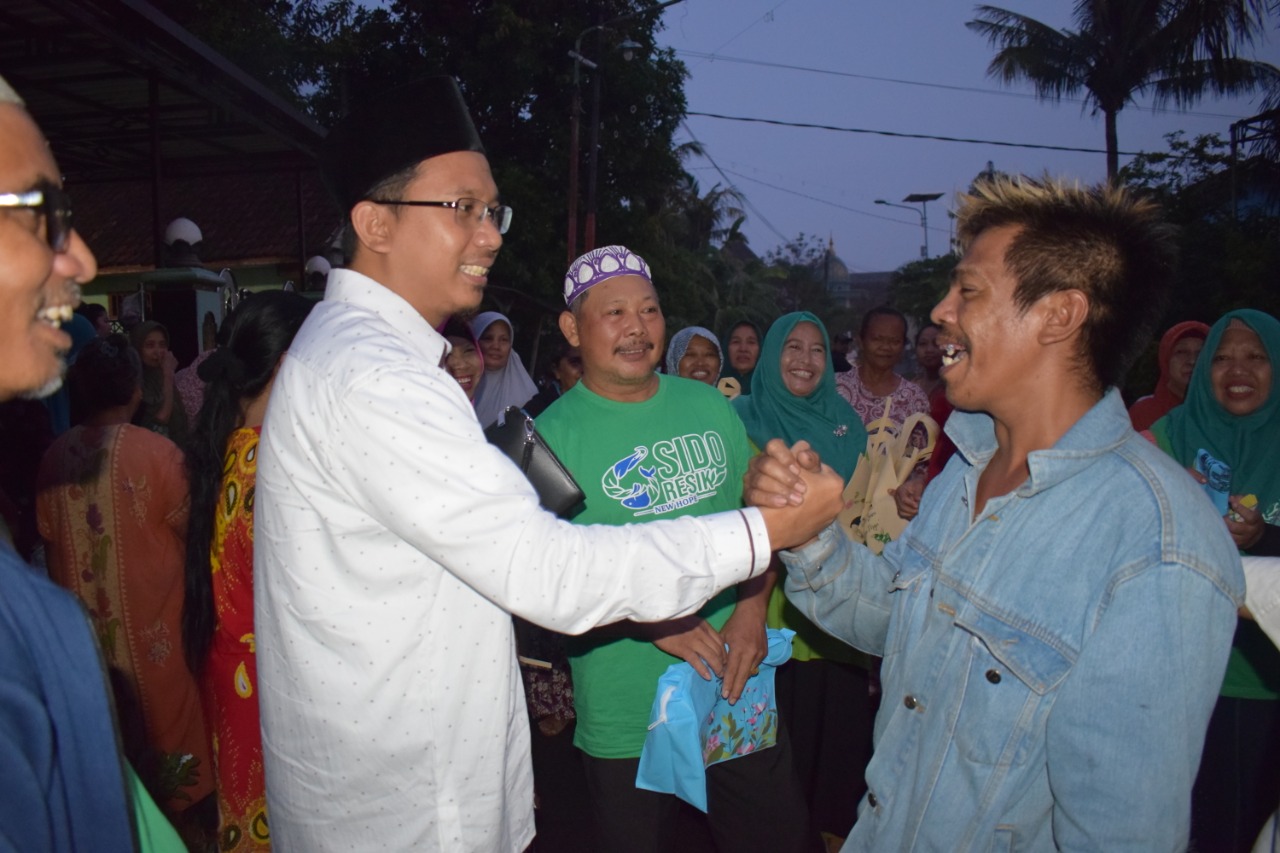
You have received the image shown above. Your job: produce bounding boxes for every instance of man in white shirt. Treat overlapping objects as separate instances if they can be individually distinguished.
[254,76,843,852]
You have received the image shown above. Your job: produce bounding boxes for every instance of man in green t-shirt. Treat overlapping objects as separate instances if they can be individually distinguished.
[537,245,816,852]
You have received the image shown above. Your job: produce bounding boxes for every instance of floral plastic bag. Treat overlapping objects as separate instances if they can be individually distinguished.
[635,628,795,811]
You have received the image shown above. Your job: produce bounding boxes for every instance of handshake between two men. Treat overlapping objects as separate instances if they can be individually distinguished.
[748,439,841,552]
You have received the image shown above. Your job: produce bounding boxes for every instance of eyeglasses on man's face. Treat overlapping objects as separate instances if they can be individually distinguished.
[369,196,512,235]
[0,178,73,253]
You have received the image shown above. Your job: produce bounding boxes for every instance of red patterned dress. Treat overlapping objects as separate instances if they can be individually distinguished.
[204,427,270,850]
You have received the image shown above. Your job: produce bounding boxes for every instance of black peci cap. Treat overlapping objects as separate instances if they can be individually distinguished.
[319,76,486,213]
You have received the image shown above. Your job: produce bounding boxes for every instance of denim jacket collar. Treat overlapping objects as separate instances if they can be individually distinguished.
[945,388,1131,497]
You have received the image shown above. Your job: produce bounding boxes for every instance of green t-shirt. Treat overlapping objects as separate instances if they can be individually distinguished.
[537,375,752,758]
[1151,420,1280,700]
[126,762,185,852]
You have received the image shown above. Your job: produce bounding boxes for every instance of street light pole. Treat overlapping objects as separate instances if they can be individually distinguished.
[583,46,604,254]
[875,192,943,259]
[566,0,685,263]
[566,48,595,265]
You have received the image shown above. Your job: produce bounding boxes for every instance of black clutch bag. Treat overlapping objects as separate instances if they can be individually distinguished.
[484,406,585,518]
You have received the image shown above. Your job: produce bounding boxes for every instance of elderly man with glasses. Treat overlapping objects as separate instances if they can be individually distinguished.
[254,76,844,851]
[0,74,182,851]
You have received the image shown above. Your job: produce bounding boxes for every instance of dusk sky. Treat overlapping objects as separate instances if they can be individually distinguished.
[651,0,1279,272]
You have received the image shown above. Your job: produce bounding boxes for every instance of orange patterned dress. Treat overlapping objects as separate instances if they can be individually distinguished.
[204,427,270,850]
[36,423,212,814]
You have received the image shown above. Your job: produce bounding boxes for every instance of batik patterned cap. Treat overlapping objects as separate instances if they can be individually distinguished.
[563,245,652,305]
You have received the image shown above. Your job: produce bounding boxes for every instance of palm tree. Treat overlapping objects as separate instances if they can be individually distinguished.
[968,1,1278,179]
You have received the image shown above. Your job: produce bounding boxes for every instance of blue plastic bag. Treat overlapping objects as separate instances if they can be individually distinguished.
[635,628,795,811]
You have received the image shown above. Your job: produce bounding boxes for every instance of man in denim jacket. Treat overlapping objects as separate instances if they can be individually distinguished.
[747,176,1244,851]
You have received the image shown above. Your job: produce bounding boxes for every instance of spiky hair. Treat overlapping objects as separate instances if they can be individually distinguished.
[955,174,1178,392]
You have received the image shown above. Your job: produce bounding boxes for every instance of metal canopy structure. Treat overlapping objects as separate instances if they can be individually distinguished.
[0,0,335,274]
[1230,106,1280,219]
[0,0,325,182]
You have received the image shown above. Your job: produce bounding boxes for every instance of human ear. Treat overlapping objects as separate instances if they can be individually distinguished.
[558,310,581,347]
[350,201,393,255]
[1039,289,1089,347]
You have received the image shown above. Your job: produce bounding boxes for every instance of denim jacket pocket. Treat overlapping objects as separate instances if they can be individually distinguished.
[882,560,932,660]
[952,608,1074,766]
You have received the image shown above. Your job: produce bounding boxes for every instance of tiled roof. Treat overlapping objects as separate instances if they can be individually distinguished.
[1,0,339,272]
[75,169,343,272]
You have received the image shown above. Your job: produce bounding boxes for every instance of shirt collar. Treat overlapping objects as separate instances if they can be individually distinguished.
[323,267,449,363]
[945,388,1133,495]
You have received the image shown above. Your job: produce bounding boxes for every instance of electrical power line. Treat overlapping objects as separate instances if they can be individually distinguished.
[681,119,791,245]
[686,110,1143,155]
[674,50,1256,122]
[706,165,951,237]
[702,1,797,56]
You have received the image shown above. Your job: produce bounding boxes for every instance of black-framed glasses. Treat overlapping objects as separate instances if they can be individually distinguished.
[0,179,73,253]
[369,196,512,235]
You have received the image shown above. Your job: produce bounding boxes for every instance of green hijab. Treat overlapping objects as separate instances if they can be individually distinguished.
[733,312,866,482]
[1152,309,1280,522]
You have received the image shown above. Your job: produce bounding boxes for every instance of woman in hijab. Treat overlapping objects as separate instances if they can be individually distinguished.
[184,292,313,850]
[732,311,869,844]
[470,312,538,428]
[734,313,864,478]
[1129,320,1210,431]
[721,320,762,397]
[1150,309,1280,852]
[665,325,723,387]
[130,320,188,446]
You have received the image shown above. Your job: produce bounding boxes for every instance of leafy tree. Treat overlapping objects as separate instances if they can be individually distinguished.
[889,255,958,325]
[762,234,834,320]
[706,241,780,337]
[967,1,1278,180]
[1118,130,1280,397]
[147,1,823,364]
[1120,132,1234,198]
[170,0,696,359]
[148,0,339,103]
[631,174,730,323]
[1249,1,1280,159]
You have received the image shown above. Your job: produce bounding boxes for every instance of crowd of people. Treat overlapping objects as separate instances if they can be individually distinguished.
[2,69,1280,853]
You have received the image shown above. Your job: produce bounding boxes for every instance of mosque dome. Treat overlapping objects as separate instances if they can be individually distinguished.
[816,235,849,283]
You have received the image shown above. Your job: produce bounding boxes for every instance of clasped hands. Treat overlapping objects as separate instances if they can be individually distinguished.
[638,440,844,702]
[641,609,767,704]
[746,439,846,551]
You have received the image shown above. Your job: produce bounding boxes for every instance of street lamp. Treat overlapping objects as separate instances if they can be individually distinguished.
[566,0,685,263]
[875,192,944,259]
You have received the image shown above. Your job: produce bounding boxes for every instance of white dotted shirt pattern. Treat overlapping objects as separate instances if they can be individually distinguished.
[254,268,770,852]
